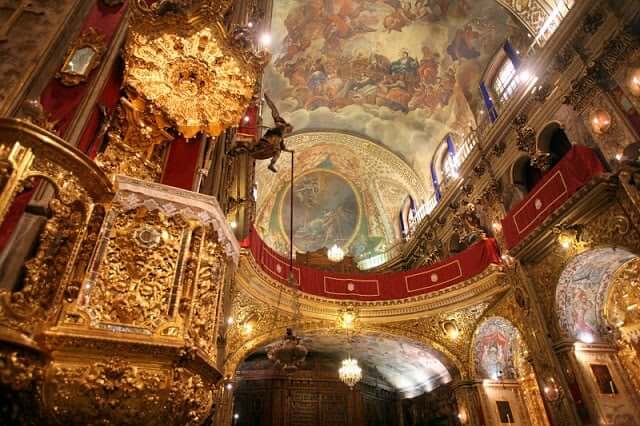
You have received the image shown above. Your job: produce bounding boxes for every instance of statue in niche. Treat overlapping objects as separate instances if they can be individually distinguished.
[228,93,294,172]
[455,202,486,247]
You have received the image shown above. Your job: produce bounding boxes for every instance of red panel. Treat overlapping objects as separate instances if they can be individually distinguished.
[40,1,127,136]
[249,228,502,301]
[501,146,604,249]
[161,136,202,190]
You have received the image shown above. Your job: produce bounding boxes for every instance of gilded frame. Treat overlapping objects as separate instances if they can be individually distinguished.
[56,28,106,87]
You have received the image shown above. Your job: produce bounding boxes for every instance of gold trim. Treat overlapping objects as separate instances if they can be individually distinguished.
[0,118,114,200]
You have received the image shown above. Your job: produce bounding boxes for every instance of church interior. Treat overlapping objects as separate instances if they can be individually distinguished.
[1,0,640,425]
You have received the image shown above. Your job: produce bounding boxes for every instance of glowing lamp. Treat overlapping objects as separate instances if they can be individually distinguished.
[542,376,561,402]
[578,331,594,344]
[242,322,254,335]
[628,68,640,96]
[259,33,272,47]
[442,320,460,340]
[589,109,612,134]
[327,245,345,262]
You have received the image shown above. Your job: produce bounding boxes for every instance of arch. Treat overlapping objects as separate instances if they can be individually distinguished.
[472,316,522,380]
[511,155,542,193]
[555,247,638,342]
[399,195,416,238]
[225,323,465,384]
[537,121,572,166]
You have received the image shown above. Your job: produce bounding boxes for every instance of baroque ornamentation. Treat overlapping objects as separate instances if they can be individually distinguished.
[46,358,166,423]
[124,1,266,138]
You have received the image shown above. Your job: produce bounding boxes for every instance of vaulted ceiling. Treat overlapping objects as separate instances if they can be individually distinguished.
[264,0,530,187]
[260,331,453,398]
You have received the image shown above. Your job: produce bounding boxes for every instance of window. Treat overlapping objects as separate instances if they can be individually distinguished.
[493,59,517,103]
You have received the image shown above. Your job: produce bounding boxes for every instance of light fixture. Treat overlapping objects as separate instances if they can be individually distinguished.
[339,357,362,389]
[616,153,623,161]
[259,33,272,47]
[227,316,234,325]
[442,320,460,340]
[518,69,535,84]
[226,383,233,390]
[242,322,254,335]
[578,331,594,344]
[267,151,309,373]
[542,376,561,401]
[457,408,469,424]
[337,305,358,330]
[327,244,345,263]
[558,234,572,249]
[589,109,612,134]
[267,328,308,373]
[242,115,250,123]
[230,220,238,230]
[553,224,581,250]
[491,222,502,232]
[234,414,239,420]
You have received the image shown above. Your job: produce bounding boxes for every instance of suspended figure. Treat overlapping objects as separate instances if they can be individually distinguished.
[229,93,294,173]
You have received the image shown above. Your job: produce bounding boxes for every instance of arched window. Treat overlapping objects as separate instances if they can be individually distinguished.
[493,57,517,104]
[399,195,416,238]
[430,135,457,199]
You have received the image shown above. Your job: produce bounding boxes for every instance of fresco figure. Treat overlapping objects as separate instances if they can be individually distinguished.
[391,50,419,76]
[447,23,480,60]
[475,318,517,380]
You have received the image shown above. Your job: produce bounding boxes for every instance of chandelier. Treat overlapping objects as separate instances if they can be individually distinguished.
[339,357,362,388]
[268,151,308,373]
[327,244,345,262]
[267,328,308,374]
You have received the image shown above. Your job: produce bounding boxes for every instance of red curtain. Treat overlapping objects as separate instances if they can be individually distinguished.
[40,1,127,136]
[249,228,502,301]
[501,146,605,249]
[161,136,202,190]
[0,191,34,252]
[0,2,127,253]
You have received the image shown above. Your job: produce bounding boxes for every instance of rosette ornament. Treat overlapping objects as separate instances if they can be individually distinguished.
[124,0,268,138]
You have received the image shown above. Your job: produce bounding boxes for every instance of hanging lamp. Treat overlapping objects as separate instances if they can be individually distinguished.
[267,150,308,373]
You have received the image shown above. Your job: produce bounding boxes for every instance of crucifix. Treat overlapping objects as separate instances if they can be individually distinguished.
[0,1,46,43]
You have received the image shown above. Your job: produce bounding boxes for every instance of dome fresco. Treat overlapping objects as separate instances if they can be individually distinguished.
[264,0,529,187]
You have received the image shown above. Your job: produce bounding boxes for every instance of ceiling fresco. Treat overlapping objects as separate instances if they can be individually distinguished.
[255,132,426,258]
[263,331,453,397]
[265,0,529,187]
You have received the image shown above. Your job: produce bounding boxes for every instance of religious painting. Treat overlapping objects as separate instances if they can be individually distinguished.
[496,400,515,424]
[254,132,426,262]
[590,364,618,395]
[473,317,518,380]
[280,170,361,253]
[266,0,529,186]
[556,248,637,341]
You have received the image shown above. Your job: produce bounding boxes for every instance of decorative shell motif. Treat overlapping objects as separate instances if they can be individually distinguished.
[125,9,260,138]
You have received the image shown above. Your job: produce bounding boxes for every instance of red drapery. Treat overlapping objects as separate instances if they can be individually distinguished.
[236,105,259,141]
[0,2,126,253]
[501,146,605,249]
[40,1,127,136]
[248,228,502,301]
[161,136,202,190]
